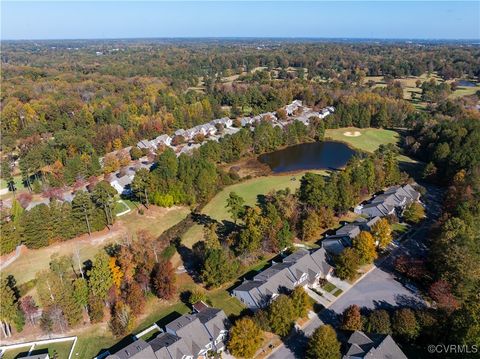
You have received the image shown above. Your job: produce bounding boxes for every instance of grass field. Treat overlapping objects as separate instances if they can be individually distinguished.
[182,173,323,248]
[2,206,190,285]
[0,175,24,190]
[364,73,479,102]
[2,341,73,359]
[449,85,479,98]
[202,171,327,222]
[325,127,400,153]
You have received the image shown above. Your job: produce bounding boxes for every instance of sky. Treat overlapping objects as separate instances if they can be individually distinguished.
[1,1,479,40]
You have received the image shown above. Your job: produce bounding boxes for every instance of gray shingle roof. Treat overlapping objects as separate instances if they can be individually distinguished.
[107,339,156,359]
[233,248,333,307]
[343,331,408,359]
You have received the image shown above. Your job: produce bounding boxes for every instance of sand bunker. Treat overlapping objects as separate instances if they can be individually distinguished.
[343,131,361,137]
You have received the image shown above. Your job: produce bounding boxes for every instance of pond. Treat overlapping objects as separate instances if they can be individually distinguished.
[258,141,357,173]
[457,80,477,87]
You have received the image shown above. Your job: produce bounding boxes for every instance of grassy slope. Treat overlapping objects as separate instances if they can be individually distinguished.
[2,206,190,285]
[203,171,327,222]
[182,170,327,248]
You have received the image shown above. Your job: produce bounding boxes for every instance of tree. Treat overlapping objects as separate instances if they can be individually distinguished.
[87,294,105,323]
[341,305,362,331]
[152,260,176,300]
[0,279,23,337]
[428,280,459,313]
[353,231,377,264]
[131,168,151,207]
[92,181,117,226]
[290,287,311,319]
[109,257,124,291]
[267,294,295,337]
[130,147,143,160]
[367,309,391,334]
[1,161,15,193]
[403,203,425,224]
[236,206,266,254]
[203,223,221,249]
[188,288,207,305]
[72,278,89,310]
[20,296,39,326]
[109,301,134,337]
[228,317,263,359]
[392,308,419,340]
[226,192,245,224]
[49,254,72,284]
[371,218,392,249]
[305,325,341,359]
[88,252,114,300]
[335,248,360,281]
[451,299,480,346]
[71,191,95,236]
[123,281,146,315]
[301,209,334,241]
[201,248,239,288]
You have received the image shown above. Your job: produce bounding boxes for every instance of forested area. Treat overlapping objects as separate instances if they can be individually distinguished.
[1,40,479,348]
[1,40,478,191]
[1,229,176,338]
[195,146,403,289]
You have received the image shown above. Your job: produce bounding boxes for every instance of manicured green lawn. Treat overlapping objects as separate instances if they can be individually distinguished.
[325,127,400,153]
[449,85,479,98]
[333,288,343,297]
[114,200,131,215]
[34,342,74,358]
[2,347,32,359]
[207,289,245,317]
[121,206,190,237]
[2,341,73,359]
[202,171,327,222]
[322,282,337,293]
[182,171,327,249]
[0,175,24,190]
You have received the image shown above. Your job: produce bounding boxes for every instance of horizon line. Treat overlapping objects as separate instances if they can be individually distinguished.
[2,36,480,42]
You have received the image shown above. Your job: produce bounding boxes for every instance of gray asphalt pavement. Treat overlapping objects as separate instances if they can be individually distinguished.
[268,184,444,359]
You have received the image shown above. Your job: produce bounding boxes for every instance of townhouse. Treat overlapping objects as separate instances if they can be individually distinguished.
[107,303,229,359]
[355,184,421,218]
[232,248,333,309]
[343,330,407,359]
[322,216,381,256]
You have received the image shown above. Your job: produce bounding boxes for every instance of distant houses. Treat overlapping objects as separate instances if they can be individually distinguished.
[343,330,408,359]
[19,101,335,212]
[106,303,230,359]
[232,248,333,309]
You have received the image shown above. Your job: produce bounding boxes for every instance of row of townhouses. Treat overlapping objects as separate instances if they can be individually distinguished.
[107,303,229,359]
[107,101,333,195]
[323,183,422,256]
[3,101,334,218]
[232,183,421,309]
[232,248,333,309]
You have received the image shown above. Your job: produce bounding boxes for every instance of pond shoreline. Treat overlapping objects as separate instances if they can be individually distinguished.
[258,140,357,173]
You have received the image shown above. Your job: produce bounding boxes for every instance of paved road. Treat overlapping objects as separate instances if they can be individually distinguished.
[269,184,444,359]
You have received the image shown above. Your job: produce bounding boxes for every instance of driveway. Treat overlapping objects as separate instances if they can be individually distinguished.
[268,265,423,359]
[269,184,444,359]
